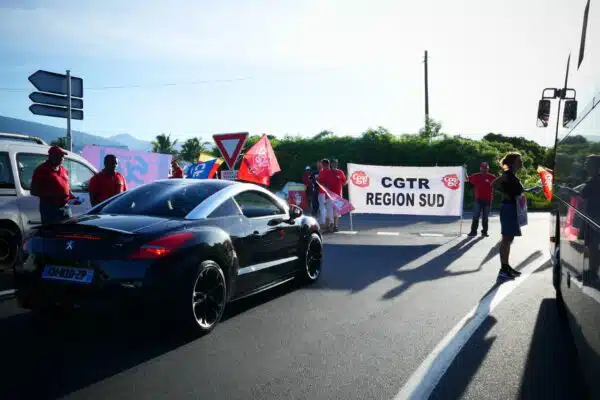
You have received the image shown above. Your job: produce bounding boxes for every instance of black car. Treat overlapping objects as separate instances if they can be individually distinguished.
[15,179,323,335]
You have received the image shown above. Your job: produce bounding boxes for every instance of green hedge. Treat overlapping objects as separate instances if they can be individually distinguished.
[214,129,553,210]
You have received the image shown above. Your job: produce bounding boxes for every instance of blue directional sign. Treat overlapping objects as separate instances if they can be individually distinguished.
[28,70,83,98]
[29,92,83,109]
[29,104,83,120]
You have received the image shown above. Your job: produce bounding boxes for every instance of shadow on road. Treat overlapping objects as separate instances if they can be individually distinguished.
[312,243,440,294]
[0,279,300,400]
[430,253,584,399]
[381,237,484,299]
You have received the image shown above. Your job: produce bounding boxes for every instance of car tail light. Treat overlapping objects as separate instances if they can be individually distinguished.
[128,232,194,260]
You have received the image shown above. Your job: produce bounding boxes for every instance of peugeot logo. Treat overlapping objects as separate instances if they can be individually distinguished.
[66,240,74,251]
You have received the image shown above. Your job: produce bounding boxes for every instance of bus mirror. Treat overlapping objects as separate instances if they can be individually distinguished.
[563,100,578,127]
[537,99,551,128]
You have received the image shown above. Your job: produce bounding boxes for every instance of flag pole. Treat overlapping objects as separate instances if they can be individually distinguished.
[459,166,466,236]
[349,211,354,231]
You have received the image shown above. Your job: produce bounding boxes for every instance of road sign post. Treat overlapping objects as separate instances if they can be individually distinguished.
[212,132,249,170]
[28,69,84,152]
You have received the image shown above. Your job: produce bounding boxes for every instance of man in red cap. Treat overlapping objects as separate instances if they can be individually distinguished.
[467,162,496,237]
[88,154,128,206]
[30,146,81,225]
[170,159,184,179]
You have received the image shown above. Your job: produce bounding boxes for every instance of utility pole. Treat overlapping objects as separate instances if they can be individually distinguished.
[424,50,430,143]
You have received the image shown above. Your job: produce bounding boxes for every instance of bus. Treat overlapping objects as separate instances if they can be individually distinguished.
[537,0,600,397]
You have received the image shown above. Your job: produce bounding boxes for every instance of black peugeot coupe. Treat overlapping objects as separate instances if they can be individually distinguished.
[15,179,323,335]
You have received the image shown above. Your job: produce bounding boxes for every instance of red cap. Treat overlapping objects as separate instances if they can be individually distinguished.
[480,162,489,168]
[48,146,67,157]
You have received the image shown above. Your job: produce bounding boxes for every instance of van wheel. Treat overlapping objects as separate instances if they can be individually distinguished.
[0,227,19,272]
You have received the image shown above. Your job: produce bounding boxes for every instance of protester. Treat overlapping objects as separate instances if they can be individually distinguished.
[309,161,322,217]
[467,162,496,237]
[492,152,539,279]
[302,165,313,212]
[317,159,336,232]
[88,154,128,206]
[170,160,184,179]
[330,159,347,232]
[30,146,81,225]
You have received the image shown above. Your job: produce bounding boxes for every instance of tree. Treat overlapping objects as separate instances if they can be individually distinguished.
[50,136,69,150]
[180,138,211,163]
[152,133,178,155]
[313,130,334,140]
[419,117,443,140]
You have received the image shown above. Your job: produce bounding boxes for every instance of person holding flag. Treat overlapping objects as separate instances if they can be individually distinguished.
[330,159,347,232]
[237,134,281,187]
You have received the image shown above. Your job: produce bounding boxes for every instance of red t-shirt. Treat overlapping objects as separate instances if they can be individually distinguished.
[31,161,74,206]
[171,166,184,179]
[317,168,337,194]
[331,169,347,196]
[468,172,496,201]
[88,170,128,206]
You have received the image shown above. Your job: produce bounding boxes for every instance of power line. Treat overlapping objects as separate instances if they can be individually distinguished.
[0,77,253,93]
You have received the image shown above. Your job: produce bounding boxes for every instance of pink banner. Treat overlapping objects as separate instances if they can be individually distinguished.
[81,145,172,189]
[317,182,355,216]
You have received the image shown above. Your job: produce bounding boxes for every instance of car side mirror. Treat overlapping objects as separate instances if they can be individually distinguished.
[289,204,303,220]
[563,100,578,127]
[537,99,551,128]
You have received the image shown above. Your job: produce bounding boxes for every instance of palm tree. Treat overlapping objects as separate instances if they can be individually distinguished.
[50,136,70,150]
[151,133,178,154]
[180,137,212,163]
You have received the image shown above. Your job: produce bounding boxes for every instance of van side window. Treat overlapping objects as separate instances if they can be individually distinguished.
[16,153,46,190]
[0,152,15,189]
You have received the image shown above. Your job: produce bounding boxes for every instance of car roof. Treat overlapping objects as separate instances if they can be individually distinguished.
[150,178,238,190]
[0,140,98,172]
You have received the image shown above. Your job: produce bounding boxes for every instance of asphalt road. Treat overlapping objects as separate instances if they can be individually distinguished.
[0,213,586,399]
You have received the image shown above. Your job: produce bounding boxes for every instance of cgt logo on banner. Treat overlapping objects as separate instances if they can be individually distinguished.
[347,163,465,216]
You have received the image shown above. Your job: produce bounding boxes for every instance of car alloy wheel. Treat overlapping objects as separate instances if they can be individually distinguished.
[191,261,227,330]
[305,234,323,281]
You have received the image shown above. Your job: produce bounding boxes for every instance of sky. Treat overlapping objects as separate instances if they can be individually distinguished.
[0,0,588,147]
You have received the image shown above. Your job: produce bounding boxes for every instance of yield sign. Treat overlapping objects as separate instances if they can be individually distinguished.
[213,132,249,170]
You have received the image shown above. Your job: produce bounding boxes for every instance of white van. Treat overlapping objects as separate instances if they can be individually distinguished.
[0,133,98,273]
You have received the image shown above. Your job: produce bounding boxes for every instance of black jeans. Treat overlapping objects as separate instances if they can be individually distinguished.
[470,200,491,234]
[40,201,72,226]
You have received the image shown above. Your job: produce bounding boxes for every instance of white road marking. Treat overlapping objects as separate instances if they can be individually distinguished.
[394,255,550,400]
[377,232,400,236]
[419,233,444,237]
[0,289,15,297]
[336,231,358,235]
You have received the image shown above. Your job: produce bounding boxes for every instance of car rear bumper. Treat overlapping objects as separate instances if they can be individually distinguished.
[13,269,176,311]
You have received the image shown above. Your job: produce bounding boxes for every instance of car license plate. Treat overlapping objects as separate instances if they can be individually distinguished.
[42,265,94,284]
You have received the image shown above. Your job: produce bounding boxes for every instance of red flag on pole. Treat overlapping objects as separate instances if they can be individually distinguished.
[537,166,553,200]
[316,182,355,216]
[237,135,280,186]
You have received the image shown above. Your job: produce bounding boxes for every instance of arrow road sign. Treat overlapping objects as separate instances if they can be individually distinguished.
[28,70,83,98]
[213,132,249,170]
[29,104,83,120]
[29,92,83,109]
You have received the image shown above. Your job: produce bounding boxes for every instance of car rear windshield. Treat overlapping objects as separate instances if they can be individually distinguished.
[99,182,222,218]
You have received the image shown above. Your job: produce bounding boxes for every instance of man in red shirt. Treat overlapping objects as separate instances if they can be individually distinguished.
[30,146,81,225]
[302,166,313,212]
[467,162,496,237]
[317,159,337,232]
[330,159,347,232]
[170,160,184,179]
[88,154,128,206]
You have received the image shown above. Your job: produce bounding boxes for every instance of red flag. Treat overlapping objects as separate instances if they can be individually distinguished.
[238,158,271,186]
[537,166,553,200]
[237,135,280,186]
[316,182,355,216]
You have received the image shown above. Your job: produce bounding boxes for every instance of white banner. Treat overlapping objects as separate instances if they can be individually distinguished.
[347,163,465,216]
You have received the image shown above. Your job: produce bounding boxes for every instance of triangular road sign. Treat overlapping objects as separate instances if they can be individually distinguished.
[213,132,249,170]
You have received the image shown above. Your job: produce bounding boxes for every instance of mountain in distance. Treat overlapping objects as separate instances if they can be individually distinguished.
[0,115,127,151]
[108,133,153,152]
